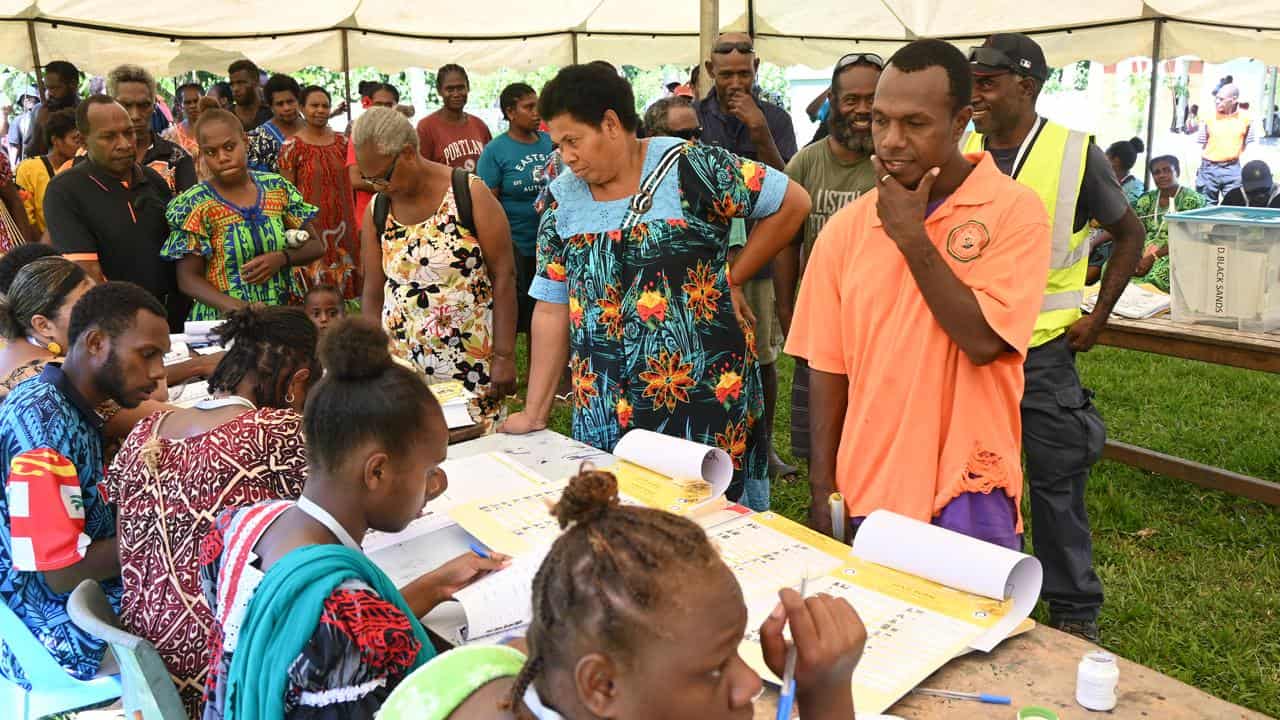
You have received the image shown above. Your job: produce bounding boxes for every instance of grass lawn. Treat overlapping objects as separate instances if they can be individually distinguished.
[523,345,1280,716]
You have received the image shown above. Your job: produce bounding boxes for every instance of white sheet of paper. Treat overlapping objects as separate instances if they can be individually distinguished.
[852,510,1042,652]
[443,403,474,429]
[167,381,211,408]
[612,429,732,502]
[452,543,551,643]
[163,341,190,366]
[183,320,221,338]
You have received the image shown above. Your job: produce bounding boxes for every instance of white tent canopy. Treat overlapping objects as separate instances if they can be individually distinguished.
[0,1,1278,77]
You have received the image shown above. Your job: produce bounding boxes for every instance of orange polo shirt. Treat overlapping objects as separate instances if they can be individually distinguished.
[785,152,1050,530]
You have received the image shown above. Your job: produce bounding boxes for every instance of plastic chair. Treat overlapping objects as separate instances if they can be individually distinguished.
[66,580,187,720]
[0,593,122,719]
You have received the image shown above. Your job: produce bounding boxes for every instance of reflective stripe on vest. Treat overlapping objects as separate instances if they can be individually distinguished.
[963,120,1092,346]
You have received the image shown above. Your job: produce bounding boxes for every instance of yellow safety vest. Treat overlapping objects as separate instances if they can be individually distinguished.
[962,120,1091,348]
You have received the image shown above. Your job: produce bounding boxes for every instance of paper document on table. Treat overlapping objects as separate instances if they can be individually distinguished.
[1081,282,1170,319]
[363,452,548,553]
[606,429,732,514]
[168,381,211,408]
[443,404,474,429]
[452,543,551,644]
[164,341,190,366]
[429,380,475,405]
[449,483,568,556]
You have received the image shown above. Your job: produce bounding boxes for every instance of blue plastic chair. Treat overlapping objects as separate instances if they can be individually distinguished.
[67,580,186,720]
[0,594,122,719]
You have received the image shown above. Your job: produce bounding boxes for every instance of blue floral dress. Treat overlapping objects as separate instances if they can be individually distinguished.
[529,137,788,500]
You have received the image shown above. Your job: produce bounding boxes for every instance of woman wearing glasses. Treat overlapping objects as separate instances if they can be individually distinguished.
[163,101,324,320]
[353,107,518,431]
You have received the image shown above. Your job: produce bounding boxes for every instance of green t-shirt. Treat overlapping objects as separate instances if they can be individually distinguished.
[784,140,876,257]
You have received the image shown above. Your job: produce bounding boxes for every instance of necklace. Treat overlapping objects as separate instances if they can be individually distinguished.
[296,495,362,551]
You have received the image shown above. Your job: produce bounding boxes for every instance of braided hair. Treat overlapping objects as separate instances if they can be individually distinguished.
[205,305,319,408]
[507,465,722,710]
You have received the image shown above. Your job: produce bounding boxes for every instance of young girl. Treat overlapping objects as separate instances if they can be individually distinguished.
[198,317,509,719]
[163,102,325,321]
[379,467,868,720]
[280,86,360,299]
[303,283,344,333]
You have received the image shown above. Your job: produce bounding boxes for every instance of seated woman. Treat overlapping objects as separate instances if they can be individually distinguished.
[1132,155,1209,292]
[380,466,867,720]
[106,305,319,717]
[199,317,508,719]
[163,104,324,321]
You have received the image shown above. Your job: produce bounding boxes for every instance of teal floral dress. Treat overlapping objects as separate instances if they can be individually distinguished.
[1132,185,1208,292]
[529,137,788,500]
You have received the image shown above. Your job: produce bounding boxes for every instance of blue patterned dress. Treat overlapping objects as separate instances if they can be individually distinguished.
[0,364,121,687]
[530,137,787,500]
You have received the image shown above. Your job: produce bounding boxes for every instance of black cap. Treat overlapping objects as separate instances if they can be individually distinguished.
[1241,160,1273,193]
[970,33,1049,83]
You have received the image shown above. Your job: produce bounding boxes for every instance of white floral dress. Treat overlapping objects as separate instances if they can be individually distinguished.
[378,176,500,429]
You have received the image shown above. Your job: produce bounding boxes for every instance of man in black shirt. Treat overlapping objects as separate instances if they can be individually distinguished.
[1222,160,1280,208]
[44,95,188,329]
[228,59,272,132]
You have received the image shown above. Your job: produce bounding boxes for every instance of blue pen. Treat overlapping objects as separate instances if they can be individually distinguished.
[914,688,1012,705]
[469,542,490,559]
[775,576,808,720]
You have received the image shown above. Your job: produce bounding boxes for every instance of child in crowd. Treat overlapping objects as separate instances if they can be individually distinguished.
[163,99,325,321]
[198,317,508,719]
[379,466,868,720]
[303,283,344,333]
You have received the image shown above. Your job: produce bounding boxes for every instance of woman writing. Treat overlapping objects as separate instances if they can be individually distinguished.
[500,64,810,503]
[163,104,323,320]
[354,107,517,431]
[279,86,360,300]
[1132,155,1208,292]
[107,305,318,717]
[199,318,508,719]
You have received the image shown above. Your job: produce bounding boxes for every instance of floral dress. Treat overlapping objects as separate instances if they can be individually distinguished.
[1132,185,1208,292]
[279,134,360,299]
[530,137,788,500]
[377,175,502,429]
[162,171,317,320]
[246,121,286,174]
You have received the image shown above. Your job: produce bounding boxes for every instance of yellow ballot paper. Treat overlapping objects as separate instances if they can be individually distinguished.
[606,429,733,514]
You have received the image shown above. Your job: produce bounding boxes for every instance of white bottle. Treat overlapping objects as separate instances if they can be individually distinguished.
[1076,651,1120,711]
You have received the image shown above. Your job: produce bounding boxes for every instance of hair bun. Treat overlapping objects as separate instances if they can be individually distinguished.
[319,317,394,381]
[552,464,621,529]
[1129,137,1145,153]
[213,305,266,344]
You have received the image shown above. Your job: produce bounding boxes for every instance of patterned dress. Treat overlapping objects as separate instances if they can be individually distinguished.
[199,501,423,720]
[0,152,25,253]
[279,134,360,299]
[530,137,788,500]
[0,364,121,687]
[246,121,286,174]
[1133,185,1209,292]
[105,408,307,717]
[377,176,502,430]
[162,171,318,320]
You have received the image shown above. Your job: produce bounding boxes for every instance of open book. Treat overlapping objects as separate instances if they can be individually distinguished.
[737,510,1042,715]
[1081,282,1171,319]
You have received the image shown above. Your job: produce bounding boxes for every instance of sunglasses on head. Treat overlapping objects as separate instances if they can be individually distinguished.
[713,41,755,55]
[669,126,703,141]
[835,52,885,71]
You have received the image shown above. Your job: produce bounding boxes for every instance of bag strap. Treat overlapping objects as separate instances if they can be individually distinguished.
[621,143,684,231]
[372,192,390,236]
[451,167,475,236]
[39,155,54,177]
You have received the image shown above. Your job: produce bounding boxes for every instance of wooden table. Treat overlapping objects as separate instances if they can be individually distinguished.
[1093,315,1280,506]
[754,625,1267,719]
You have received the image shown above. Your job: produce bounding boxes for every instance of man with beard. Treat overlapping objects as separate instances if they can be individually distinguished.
[0,282,168,686]
[775,53,881,462]
[108,64,196,193]
[228,59,272,132]
[45,96,187,328]
[22,61,82,161]
[786,39,1050,551]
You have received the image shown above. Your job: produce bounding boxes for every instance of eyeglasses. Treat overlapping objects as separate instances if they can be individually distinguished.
[361,154,399,188]
[835,52,885,71]
[669,126,702,141]
[713,41,755,55]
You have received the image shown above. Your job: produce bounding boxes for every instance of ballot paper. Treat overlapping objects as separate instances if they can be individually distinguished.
[1081,282,1171,319]
[427,380,478,429]
[167,381,212,408]
[451,543,552,643]
[738,510,1043,716]
[606,429,733,514]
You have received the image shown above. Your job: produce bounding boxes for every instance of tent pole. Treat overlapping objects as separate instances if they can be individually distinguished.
[1143,19,1163,192]
[26,20,45,97]
[747,0,755,39]
[698,0,718,96]
[341,29,353,125]
[571,32,579,64]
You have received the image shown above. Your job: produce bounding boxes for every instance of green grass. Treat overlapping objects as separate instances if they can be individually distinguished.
[519,344,1280,715]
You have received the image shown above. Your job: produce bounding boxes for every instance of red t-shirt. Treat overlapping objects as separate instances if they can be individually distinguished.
[346,139,372,230]
[415,111,492,171]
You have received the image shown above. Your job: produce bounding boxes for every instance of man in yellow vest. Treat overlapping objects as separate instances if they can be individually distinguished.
[1196,83,1255,203]
[965,33,1144,644]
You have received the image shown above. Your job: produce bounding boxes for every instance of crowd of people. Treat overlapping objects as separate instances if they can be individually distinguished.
[0,29,1274,720]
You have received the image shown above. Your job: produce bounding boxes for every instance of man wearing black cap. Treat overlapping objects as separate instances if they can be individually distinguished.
[1222,160,1280,208]
[964,33,1146,643]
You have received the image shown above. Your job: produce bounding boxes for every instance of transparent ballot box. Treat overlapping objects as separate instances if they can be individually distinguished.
[1166,206,1280,333]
